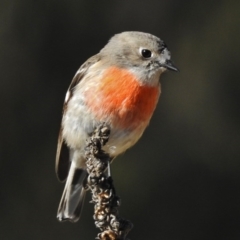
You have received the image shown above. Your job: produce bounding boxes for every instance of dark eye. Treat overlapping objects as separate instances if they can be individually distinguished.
[141,49,152,58]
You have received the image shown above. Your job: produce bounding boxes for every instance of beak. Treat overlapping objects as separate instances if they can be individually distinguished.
[161,60,179,72]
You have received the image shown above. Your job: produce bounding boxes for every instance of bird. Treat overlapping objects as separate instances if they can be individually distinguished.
[56,31,178,223]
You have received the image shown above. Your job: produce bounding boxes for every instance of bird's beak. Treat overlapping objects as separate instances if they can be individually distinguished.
[161,60,179,72]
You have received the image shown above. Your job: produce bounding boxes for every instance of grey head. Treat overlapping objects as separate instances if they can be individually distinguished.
[100,31,178,80]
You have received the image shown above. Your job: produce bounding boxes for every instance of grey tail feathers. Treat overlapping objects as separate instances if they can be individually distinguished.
[57,163,87,222]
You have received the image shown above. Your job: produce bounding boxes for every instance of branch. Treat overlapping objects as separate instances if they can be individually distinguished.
[85,123,133,240]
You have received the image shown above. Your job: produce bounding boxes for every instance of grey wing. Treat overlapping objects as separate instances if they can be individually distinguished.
[55,54,101,182]
[55,128,70,182]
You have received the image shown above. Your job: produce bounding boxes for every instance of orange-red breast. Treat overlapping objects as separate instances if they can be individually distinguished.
[56,31,178,222]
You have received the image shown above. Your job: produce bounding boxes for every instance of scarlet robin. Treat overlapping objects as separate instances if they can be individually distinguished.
[56,31,178,222]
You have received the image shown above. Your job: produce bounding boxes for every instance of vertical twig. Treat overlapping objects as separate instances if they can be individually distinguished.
[85,123,133,240]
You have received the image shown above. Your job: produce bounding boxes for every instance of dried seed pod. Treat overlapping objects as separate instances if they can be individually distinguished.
[85,123,133,240]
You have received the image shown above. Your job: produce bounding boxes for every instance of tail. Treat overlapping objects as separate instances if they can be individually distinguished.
[57,162,87,222]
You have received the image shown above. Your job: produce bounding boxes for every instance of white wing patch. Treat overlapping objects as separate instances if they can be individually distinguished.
[64,90,70,103]
[74,68,84,78]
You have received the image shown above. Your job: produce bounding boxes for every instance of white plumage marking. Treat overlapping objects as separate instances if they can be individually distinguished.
[65,90,70,103]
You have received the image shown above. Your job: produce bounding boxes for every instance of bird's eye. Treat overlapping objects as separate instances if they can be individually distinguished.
[141,49,152,58]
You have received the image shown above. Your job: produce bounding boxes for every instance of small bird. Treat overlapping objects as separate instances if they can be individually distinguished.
[56,31,178,222]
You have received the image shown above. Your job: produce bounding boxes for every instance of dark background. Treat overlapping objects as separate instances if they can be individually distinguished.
[1,0,240,239]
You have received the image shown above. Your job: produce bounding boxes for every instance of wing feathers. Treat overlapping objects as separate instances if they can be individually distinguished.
[55,54,101,182]
[55,129,70,182]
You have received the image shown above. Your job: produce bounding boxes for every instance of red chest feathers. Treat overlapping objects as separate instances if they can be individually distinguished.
[85,67,160,129]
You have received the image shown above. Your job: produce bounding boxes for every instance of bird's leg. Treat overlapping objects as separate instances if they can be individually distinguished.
[107,160,111,177]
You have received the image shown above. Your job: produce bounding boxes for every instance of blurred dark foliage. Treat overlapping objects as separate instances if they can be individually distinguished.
[0,0,240,239]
